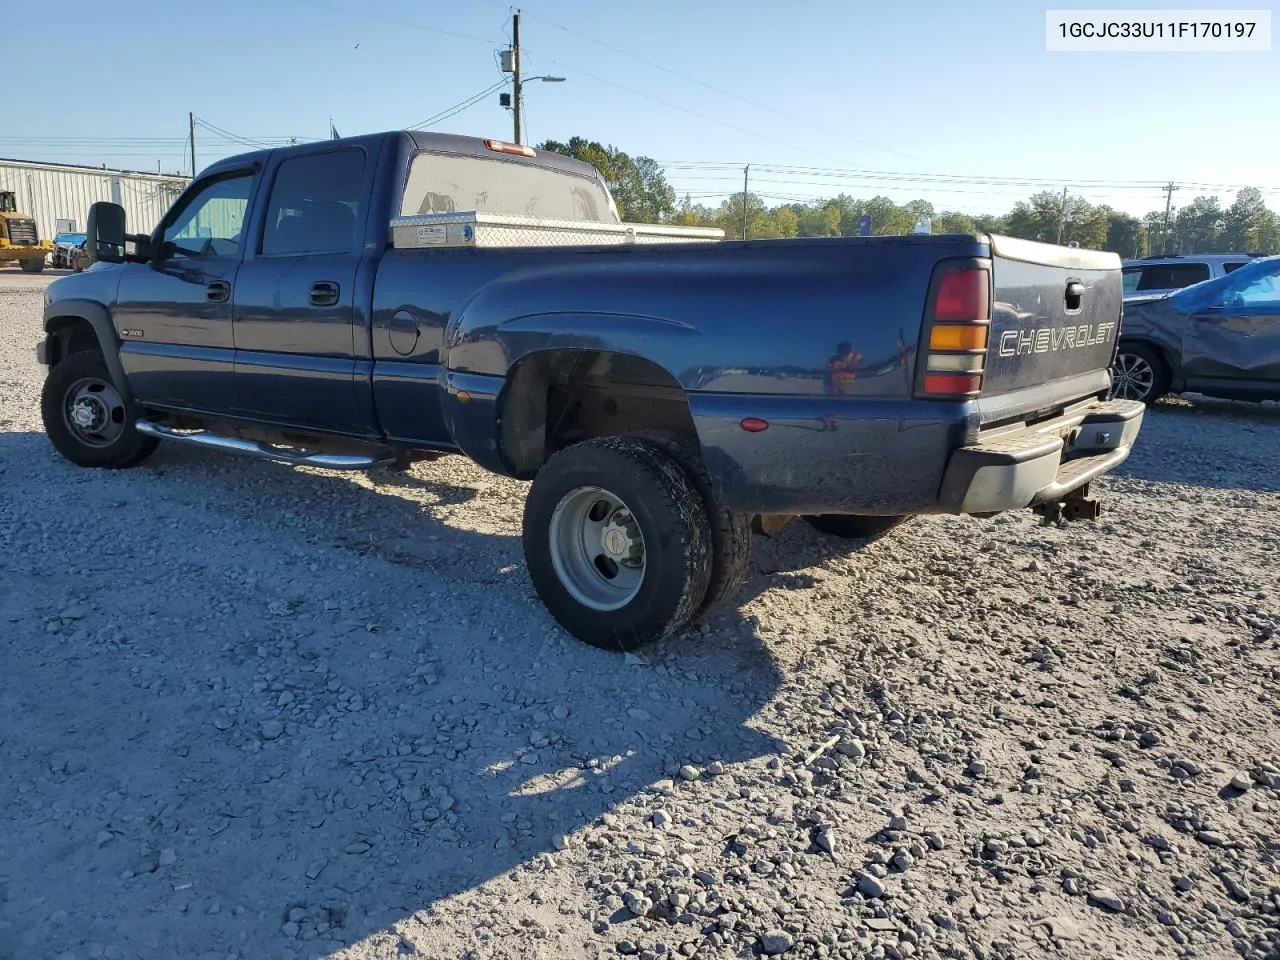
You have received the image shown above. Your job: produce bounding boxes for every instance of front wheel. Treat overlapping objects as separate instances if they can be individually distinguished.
[1111,343,1169,404]
[40,352,159,468]
[19,258,46,274]
[804,514,909,540]
[523,437,713,651]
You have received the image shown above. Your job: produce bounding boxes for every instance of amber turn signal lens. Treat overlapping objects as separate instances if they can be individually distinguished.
[929,325,988,351]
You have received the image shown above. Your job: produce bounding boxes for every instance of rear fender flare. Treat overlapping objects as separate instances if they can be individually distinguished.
[42,298,132,403]
[442,312,697,473]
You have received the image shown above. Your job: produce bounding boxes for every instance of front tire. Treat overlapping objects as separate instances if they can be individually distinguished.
[19,258,46,274]
[523,437,712,651]
[40,352,158,468]
[1111,343,1169,404]
[804,514,909,540]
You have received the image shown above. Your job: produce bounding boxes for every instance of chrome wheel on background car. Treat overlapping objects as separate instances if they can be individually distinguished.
[1110,343,1168,404]
[1111,352,1154,401]
[548,486,646,612]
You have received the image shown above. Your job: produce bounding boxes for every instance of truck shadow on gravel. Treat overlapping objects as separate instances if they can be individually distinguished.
[1,435,791,959]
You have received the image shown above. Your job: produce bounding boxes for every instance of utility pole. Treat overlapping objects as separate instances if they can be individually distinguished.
[511,10,522,144]
[741,165,749,240]
[1055,185,1069,245]
[1161,181,1180,253]
[188,112,196,177]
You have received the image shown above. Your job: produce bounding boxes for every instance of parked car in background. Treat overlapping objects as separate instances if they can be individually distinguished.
[51,233,87,270]
[1122,253,1259,300]
[1112,255,1280,403]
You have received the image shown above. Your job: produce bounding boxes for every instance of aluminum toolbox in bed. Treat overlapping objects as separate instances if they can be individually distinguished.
[390,212,724,249]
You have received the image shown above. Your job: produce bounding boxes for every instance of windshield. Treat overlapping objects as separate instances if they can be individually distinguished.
[400,151,618,224]
[1173,255,1280,307]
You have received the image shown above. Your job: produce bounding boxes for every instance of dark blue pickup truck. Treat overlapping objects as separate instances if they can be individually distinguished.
[36,131,1144,650]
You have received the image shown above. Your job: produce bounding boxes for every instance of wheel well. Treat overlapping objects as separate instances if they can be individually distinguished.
[45,316,102,367]
[1117,337,1177,381]
[500,350,699,477]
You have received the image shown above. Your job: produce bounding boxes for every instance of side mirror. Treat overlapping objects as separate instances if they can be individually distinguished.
[85,201,127,264]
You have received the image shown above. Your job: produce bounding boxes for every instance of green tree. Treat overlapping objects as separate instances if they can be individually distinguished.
[793,202,842,237]
[538,137,676,223]
[1172,196,1222,253]
[973,214,1009,235]
[1253,211,1280,254]
[1062,197,1111,250]
[1104,210,1147,258]
[1005,191,1066,243]
[933,211,977,234]
[862,196,915,236]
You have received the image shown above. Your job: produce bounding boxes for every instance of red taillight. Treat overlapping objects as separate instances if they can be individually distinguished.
[740,418,769,432]
[922,373,982,396]
[919,263,991,399]
[933,268,990,322]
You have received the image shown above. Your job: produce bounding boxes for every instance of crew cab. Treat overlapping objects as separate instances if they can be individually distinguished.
[36,131,1144,651]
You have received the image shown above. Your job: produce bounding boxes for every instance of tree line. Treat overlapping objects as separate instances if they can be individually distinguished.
[539,137,1280,257]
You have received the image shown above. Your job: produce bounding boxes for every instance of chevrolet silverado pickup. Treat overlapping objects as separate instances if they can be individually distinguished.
[36,131,1145,651]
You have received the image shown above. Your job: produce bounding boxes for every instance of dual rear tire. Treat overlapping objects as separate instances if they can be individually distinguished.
[523,436,912,651]
[523,436,750,652]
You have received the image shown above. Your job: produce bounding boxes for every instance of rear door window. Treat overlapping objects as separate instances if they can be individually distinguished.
[1222,261,1250,274]
[1137,262,1211,291]
[260,149,367,257]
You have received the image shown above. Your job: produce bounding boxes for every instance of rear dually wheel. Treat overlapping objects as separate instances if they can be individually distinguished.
[523,436,712,652]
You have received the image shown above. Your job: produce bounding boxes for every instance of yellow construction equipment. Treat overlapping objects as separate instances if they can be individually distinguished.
[0,190,52,273]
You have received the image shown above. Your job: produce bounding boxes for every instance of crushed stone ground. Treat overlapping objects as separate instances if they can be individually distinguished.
[1,283,1278,960]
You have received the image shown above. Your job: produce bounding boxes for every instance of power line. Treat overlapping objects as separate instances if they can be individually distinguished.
[552,61,864,168]
[408,80,510,130]
[521,9,923,164]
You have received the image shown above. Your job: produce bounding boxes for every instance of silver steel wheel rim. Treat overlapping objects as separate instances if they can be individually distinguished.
[547,486,646,612]
[1112,353,1154,401]
[63,377,126,448]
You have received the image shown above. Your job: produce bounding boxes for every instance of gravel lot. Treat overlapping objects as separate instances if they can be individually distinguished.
[1,282,1278,960]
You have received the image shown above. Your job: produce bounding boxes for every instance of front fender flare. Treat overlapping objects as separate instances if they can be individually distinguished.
[42,298,131,402]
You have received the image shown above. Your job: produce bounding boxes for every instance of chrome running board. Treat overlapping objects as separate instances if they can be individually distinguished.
[135,419,393,470]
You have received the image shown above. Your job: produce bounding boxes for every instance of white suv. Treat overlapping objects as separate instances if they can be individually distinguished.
[1122,253,1258,300]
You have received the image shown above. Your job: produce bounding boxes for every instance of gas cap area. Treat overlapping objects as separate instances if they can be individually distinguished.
[388,310,420,356]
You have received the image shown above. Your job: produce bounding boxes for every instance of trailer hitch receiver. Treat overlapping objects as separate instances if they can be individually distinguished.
[1032,485,1101,526]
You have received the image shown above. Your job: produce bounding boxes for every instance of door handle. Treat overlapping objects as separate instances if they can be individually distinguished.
[205,280,231,303]
[309,281,340,307]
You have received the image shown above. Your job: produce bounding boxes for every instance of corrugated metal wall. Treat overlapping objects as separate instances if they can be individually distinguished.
[0,160,188,241]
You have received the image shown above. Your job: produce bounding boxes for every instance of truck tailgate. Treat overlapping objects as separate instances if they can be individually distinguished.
[981,236,1121,399]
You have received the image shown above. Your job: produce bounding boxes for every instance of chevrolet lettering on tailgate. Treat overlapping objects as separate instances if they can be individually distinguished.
[998,322,1117,358]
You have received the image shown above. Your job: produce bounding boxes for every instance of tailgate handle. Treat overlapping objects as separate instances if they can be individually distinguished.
[1064,280,1084,312]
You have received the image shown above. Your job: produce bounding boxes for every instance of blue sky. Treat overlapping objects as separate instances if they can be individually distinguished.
[8,0,1277,218]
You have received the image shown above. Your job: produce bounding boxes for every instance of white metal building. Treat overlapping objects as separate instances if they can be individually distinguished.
[0,158,188,241]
